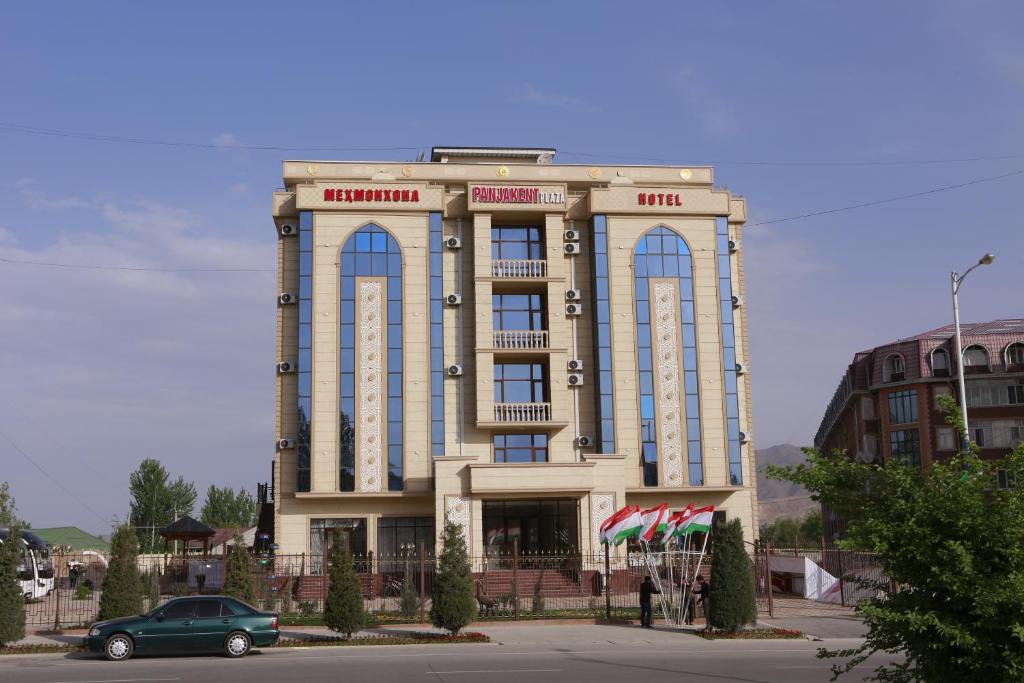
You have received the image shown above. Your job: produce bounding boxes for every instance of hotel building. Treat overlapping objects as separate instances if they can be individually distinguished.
[270,147,757,559]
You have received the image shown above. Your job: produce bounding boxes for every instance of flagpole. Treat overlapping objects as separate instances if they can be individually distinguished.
[604,540,611,621]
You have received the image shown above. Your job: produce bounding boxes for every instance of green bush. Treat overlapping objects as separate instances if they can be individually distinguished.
[145,572,160,610]
[222,536,257,605]
[299,600,317,616]
[0,520,26,646]
[323,536,365,638]
[97,524,144,621]
[74,584,91,601]
[429,521,476,634]
[531,579,545,614]
[707,518,757,631]
[399,577,420,619]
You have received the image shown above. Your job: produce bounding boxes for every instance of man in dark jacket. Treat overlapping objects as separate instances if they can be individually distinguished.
[639,575,660,628]
[696,574,710,620]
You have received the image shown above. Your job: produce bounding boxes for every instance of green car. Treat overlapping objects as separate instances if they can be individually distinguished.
[84,595,279,661]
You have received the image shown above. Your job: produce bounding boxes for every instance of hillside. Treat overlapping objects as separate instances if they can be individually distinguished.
[755,444,817,524]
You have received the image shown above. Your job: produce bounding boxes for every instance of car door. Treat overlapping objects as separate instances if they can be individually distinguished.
[143,598,197,651]
[192,599,234,651]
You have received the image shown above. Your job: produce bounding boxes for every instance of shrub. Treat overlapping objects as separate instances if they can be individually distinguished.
[706,518,757,631]
[531,579,545,614]
[299,600,317,616]
[323,536,365,638]
[171,581,189,597]
[399,577,420,619]
[74,584,91,601]
[222,535,257,605]
[430,521,476,634]
[97,524,144,621]
[280,577,294,614]
[0,521,26,647]
[145,571,160,611]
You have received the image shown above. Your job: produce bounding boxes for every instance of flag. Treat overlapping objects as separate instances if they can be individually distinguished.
[599,505,643,546]
[661,504,694,539]
[640,504,669,541]
[678,505,715,536]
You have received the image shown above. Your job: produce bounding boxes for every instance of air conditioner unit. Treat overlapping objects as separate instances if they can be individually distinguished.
[278,292,296,305]
[568,359,584,371]
[279,224,297,236]
[277,438,295,449]
[565,288,581,301]
[446,293,462,306]
[564,242,581,255]
[576,435,593,448]
[738,430,750,443]
[731,295,744,308]
[567,373,584,387]
[728,239,738,254]
[447,364,464,377]
[564,229,580,241]
[565,303,582,316]
[277,361,295,373]
[735,362,747,375]
[446,236,462,249]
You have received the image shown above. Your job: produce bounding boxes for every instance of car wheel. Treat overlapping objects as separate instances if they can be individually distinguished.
[224,631,251,658]
[104,634,134,661]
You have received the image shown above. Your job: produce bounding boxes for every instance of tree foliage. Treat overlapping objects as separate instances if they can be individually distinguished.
[222,535,257,606]
[199,485,258,528]
[760,510,823,548]
[324,536,365,637]
[430,521,476,634]
[0,486,26,647]
[768,397,1024,682]
[98,524,144,621]
[128,459,197,553]
[707,518,758,631]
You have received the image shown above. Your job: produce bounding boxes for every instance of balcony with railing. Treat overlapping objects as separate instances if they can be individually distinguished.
[493,330,549,350]
[493,402,552,423]
[492,259,547,278]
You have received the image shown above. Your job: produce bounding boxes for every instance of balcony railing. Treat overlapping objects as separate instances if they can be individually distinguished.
[494,402,552,422]
[492,259,547,278]
[493,330,549,350]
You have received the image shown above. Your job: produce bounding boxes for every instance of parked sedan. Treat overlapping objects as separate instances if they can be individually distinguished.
[85,595,279,661]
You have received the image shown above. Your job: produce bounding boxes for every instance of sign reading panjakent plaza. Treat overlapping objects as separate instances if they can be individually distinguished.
[467,183,567,211]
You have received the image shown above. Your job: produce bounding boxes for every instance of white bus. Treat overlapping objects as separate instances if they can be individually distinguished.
[0,527,54,600]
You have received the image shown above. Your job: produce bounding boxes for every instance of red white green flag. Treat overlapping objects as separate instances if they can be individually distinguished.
[599,505,643,546]
[678,505,715,536]
[640,504,669,541]
[660,504,693,539]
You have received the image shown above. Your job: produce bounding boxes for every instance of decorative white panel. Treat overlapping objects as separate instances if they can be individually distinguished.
[358,281,383,493]
[590,493,615,557]
[445,496,471,552]
[654,282,685,487]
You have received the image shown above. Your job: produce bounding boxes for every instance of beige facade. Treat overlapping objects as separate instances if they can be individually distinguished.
[271,148,757,559]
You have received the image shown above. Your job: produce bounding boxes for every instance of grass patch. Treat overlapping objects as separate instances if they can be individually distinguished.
[275,631,490,647]
[698,627,804,640]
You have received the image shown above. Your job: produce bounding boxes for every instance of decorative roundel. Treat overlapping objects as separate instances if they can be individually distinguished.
[367,477,376,486]
[667,432,676,440]
[367,374,376,382]
[368,313,376,322]
[599,500,609,511]
[679,169,692,180]
[401,165,414,178]
[669,472,679,481]
[666,412,675,421]
[662,314,670,322]
[663,333,671,342]
[368,334,376,342]
[306,164,320,176]
[367,457,375,465]
[367,414,376,423]
[668,452,678,461]
[664,352,672,361]
[660,295,670,303]
[497,166,510,177]
[666,392,675,401]
[368,435,376,444]
[454,503,464,514]
[588,167,602,179]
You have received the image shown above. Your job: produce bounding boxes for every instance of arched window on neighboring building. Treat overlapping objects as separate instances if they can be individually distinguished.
[883,354,905,383]
[962,345,990,374]
[930,348,950,377]
[1005,342,1024,368]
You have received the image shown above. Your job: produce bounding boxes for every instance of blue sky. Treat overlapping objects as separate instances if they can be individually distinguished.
[1,1,1022,533]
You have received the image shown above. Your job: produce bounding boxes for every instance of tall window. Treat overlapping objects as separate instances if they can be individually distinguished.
[492,226,543,260]
[591,215,615,453]
[1006,342,1024,367]
[887,390,918,425]
[494,363,546,403]
[340,225,404,491]
[493,434,549,463]
[883,354,905,382]
[377,517,435,563]
[429,213,445,457]
[930,348,950,376]
[717,217,743,485]
[296,211,313,492]
[634,226,703,487]
[492,293,545,330]
[963,345,990,372]
[889,429,921,468]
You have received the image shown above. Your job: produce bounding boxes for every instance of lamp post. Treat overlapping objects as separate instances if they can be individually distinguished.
[951,253,995,450]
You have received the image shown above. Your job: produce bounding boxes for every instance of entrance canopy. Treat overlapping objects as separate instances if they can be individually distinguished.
[160,516,215,558]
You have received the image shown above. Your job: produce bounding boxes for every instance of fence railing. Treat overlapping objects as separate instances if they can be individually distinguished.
[492,259,547,278]
[493,330,549,350]
[493,402,552,423]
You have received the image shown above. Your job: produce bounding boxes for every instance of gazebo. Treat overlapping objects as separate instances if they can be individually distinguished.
[160,515,215,565]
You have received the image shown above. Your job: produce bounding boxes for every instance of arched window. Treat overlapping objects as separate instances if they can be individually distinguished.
[339,224,403,492]
[1005,342,1024,367]
[633,227,703,487]
[883,354,905,383]
[930,348,950,377]
[963,345,990,373]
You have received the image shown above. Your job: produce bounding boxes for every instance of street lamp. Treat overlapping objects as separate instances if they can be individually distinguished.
[951,253,995,450]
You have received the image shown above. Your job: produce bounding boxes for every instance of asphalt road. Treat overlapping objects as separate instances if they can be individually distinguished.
[0,640,892,683]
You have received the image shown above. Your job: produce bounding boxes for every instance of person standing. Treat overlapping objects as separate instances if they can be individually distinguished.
[683,580,697,625]
[696,574,710,620]
[639,575,660,628]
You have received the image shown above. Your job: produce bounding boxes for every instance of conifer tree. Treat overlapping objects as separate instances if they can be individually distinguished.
[0,521,26,647]
[706,518,757,631]
[222,535,257,606]
[400,575,419,619]
[98,524,144,621]
[323,534,364,638]
[429,521,476,634]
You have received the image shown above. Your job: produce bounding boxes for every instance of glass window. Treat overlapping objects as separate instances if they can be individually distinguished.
[494,433,548,463]
[295,211,314,492]
[963,346,989,369]
[377,517,435,564]
[309,518,368,575]
[493,293,545,330]
[220,601,237,616]
[889,429,921,468]
[887,390,918,425]
[1010,385,1024,405]
[491,226,543,260]
[931,349,949,373]
[1007,343,1024,366]
[196,600,222,618]
[883,354,905,382]
[494,363,546,403]
[936,427,955,451]
[483,499,578,554]
[163,600,197,619]
[429,213,445,457]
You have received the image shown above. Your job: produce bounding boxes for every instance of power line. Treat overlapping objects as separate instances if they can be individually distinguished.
[560,149,1024,168]
[747,167,1024,226]
[0,428,109,525]
[0,257,273,273]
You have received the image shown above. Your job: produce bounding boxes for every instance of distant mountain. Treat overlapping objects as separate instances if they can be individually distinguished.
[756,444,817,524]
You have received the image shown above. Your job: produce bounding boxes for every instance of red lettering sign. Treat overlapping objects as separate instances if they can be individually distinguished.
[320,186,424,204]
[637,192,683,207]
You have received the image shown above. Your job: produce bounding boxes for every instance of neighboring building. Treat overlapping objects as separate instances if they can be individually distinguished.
[815,319,1024,537]
[271,147,757,559]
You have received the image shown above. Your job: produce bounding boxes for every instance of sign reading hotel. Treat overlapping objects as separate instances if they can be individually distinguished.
[467,184,567,211]
[296,183,443,211]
